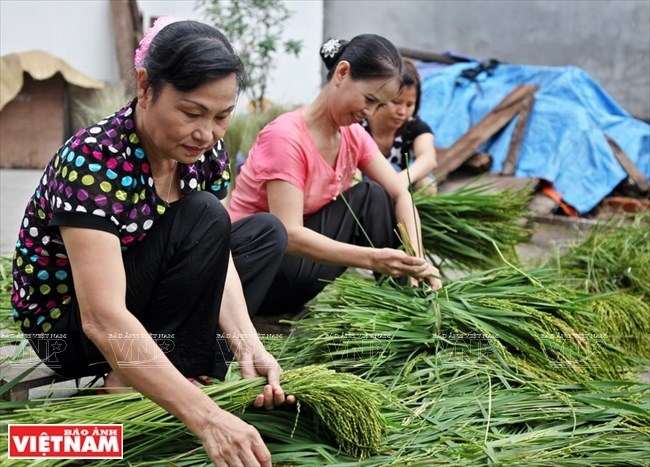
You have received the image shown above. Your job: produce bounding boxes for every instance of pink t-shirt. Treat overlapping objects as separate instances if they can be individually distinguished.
[228,109,379,221]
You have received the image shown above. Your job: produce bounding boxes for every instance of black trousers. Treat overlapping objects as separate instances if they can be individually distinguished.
[34,191,287,379]
[258,181,398,315]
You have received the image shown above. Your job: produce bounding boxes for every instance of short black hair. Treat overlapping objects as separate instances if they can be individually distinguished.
[143,20,247,98]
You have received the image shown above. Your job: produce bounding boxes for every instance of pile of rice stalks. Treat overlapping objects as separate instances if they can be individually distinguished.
[376,351,650,466]
[280,266,640,384]
[550,212,649,299]
[414,182,533,272]
[544,212,650,359]
[0,365,388,465]
[271,264,650,465]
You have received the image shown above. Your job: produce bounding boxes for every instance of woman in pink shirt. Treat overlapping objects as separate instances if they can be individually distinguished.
[228,34,441,314]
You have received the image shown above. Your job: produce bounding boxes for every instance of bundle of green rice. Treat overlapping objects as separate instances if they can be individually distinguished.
[541,212,650,360]
[572,291,650,360]
[413,182,534,272]
[279,267,641,384]
[0,365,388,465]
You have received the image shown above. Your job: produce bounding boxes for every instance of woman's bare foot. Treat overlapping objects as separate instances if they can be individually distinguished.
[103,371,133,393]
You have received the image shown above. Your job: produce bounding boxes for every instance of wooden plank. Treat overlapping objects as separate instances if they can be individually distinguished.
[502,93,535,175]
[1,362,71,401]
[434,84,539,181]
[462,151,492,173]
[606,135,650,192]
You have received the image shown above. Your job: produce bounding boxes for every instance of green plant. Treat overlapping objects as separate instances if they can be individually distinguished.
[413,181,534,271]
[197,0,303,112]
[70,82,127,130]
[223,105,291,161]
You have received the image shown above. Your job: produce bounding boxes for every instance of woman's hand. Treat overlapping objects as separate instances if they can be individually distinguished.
[370,248,442,290]
[199,407,272,467]
[414,262,443,290]
[237,347,297,410]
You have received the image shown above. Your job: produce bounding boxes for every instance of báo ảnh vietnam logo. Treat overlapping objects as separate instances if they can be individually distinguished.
[8,424,123,459]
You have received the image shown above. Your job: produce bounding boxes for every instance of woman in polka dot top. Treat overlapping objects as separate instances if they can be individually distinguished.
[10,18,293,466]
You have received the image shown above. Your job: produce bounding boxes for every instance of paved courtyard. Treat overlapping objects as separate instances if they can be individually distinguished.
[0,169,42,258]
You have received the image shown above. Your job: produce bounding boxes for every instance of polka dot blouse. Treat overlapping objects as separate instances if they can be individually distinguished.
[11,99,231,334]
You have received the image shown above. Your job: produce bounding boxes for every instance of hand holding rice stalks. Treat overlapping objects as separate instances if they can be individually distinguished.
[0,365,389,464]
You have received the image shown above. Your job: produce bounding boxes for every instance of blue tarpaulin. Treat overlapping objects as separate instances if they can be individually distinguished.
[418,62,650,214]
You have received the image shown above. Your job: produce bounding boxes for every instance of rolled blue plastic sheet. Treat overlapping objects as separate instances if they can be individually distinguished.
[418,62,650,214]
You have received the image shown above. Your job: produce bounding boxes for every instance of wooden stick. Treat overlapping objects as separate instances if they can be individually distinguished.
[434,84,539,181]
[502,93,535,175]
[606,134,650,193]
[398,47,464,65]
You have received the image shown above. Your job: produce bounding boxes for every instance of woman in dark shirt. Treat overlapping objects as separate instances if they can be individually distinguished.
[361,59,438,194]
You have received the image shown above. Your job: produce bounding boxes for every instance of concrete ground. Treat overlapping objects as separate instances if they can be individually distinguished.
[1,169,42,258]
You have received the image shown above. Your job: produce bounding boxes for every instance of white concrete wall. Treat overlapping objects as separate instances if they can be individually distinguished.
[0,0,323,109]
[323,0,650,119]
[0,0,120,81]
[138,0,324,108]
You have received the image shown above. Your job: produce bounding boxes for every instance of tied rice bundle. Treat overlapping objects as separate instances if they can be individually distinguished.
[413,182,533,272]
[0,365,388,464]
[279,365,387,459]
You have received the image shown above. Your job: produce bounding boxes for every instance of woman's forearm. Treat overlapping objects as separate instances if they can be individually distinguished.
[286,225,376,270]
[82,310,223,437]
[218,254,266,356]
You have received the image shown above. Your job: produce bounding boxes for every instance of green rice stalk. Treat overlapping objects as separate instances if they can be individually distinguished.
[395,222,416,257]
[376,350,650,466]
[129,409,352,467]
[279,365,387,459]
[413,182,534,272]
[278,267,642,384]
[573,291,650,360]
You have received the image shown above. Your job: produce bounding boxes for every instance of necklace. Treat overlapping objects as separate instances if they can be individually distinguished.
[161,161,178,206]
